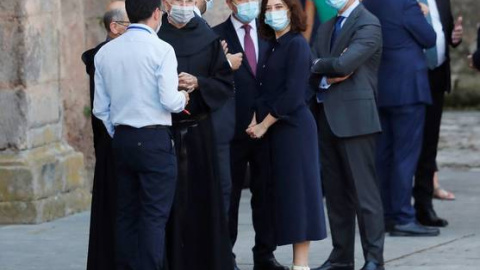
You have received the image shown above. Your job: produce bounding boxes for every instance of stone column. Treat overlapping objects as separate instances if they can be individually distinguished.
[0,0,90,224]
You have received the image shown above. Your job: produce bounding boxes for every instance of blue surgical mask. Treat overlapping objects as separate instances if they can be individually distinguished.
[234,1,260,24]
[206,0,214,11]
[264,10,290,32]
[326,0,348,11]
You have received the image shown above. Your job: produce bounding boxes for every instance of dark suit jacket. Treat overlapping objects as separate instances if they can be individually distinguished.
[473,27,480,71]
[213,17,269,141]
[310,4,382,138]
[429,0,460,93]
[363,0,436,107]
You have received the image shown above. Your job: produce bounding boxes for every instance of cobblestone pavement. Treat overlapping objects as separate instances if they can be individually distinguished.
[1,111,479,270]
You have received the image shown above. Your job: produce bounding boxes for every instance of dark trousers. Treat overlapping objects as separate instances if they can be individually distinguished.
[229,138,276,262]
[211,98,236,214]
[315,104,384,265]
[377,105,425,225]
[113,127,177,270]
[414,64,448,211]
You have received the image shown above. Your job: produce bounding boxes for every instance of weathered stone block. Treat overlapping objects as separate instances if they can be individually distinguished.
[23,0,61,17]
[0,188,91,224]
[0,142,90,224]
[25,82,61,129]
[0,168,34,202]
[27,123,63,149]
[22,10,60,85]
[0,89,28,150]
[0,17,23,89]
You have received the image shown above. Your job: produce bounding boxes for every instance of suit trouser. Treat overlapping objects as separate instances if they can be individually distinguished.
[211,98,236,215]
[377,105,426,225]
[229,138,277,262]
[113,126,177,270]
[315,104,384,265]
[414,64,448,211]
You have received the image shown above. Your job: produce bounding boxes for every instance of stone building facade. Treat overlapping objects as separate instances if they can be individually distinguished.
[0,0,478,224]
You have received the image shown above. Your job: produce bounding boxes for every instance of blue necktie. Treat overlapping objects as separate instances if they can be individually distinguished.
[419,0,438,69]
[318,16,346,103]
[331,16,346,51]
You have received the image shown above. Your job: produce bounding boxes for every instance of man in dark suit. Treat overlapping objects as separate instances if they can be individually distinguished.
[363,0,440,237]
[213,1,287,269]
[310,0,385,269]
[412,0,463,227]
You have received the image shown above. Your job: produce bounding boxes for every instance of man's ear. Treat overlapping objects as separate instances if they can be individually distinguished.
[110,21,119,35]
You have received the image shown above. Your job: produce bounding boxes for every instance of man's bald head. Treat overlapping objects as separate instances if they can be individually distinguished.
[103,1,129,38]
[107,0,127,12]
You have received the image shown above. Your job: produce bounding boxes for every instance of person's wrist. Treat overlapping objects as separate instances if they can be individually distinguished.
[261,122,269,130]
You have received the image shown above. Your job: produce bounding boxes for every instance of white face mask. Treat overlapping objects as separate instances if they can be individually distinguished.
[326,0,349,11]
[169,4,195,25]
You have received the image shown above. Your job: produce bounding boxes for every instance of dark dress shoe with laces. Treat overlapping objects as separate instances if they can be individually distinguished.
[360,261,384,270]
[253,258,289,270]
[416,208,449,227]
[390,222,440,236]
[311,261,354,270]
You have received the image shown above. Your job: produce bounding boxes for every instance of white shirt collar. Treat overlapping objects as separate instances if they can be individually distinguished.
[230,15,257,33]
[339,0,360,18]
[194,6,202,17]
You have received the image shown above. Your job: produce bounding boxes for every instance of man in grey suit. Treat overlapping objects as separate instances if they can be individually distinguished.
[310,0,384,270]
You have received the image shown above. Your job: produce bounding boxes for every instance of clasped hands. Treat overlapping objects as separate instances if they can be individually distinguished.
[246,115,268,139]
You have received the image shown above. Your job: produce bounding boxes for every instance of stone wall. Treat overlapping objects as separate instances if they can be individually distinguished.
[0,0,90,224]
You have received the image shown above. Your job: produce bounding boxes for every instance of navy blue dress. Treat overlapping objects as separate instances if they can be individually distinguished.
[255,32,327,246]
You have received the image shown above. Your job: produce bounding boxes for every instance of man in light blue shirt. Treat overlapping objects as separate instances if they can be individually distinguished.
[92,0,188,269]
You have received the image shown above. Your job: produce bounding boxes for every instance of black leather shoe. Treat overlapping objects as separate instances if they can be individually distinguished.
[360,261,384,270]
[311,261,354,270]
[416,208,449,227]
[390,222,440,237]
[253,258,289,270]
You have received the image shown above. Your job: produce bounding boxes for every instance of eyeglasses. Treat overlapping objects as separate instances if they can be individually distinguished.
[114,21,131,27]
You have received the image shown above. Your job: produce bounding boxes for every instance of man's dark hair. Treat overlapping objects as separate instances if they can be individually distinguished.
[125,0,161,23]
[103,9,125,32]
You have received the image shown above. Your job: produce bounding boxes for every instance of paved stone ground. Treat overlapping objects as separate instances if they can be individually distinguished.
[1,111,479,270]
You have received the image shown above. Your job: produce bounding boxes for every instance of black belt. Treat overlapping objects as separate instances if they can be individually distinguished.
[116,125,169,130]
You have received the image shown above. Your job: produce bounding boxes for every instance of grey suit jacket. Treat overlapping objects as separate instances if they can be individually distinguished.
[311,4,382,138]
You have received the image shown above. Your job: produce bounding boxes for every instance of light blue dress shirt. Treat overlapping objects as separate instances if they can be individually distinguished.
[93,24,186,137]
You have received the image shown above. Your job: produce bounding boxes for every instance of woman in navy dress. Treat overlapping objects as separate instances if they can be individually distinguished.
[246,0,326,269]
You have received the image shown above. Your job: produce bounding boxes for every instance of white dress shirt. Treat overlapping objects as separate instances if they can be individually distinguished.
[320,0,360,90]
[426,0,447,67]
[230,15,259,61]
[93,24,187,137]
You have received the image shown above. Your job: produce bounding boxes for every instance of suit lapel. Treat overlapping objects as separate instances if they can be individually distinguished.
[331,4,363,55]
[435,0,450,34]
[225,17,244,56]
[324,19,336,56]
[225,16,257,77]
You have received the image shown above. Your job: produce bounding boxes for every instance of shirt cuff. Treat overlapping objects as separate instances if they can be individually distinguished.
[319,76,331,90]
